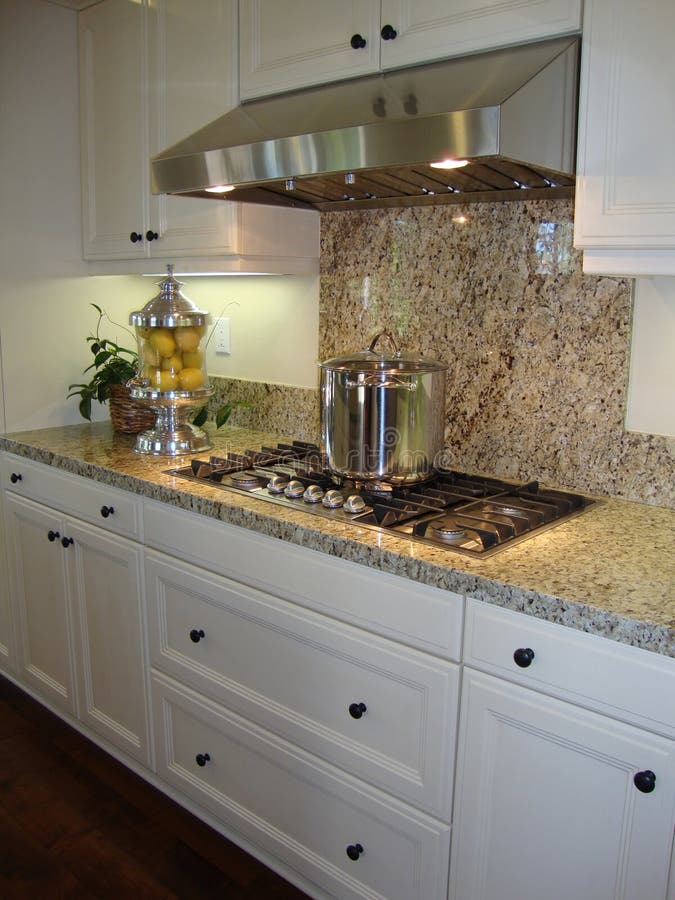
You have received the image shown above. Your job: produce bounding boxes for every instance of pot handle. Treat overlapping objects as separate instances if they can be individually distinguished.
[345,374,417,390]
[368,330,401,356]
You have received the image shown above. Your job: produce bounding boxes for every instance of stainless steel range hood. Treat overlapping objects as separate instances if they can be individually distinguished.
[152,37,579,211]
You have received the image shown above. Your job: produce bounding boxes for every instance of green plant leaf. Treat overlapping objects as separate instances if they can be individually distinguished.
[78,396,92,420]
[192,406,207,427]
[215,404,233,429]
[94,350,112,367]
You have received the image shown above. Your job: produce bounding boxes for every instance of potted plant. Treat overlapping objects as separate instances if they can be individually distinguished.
[68,304,249,432]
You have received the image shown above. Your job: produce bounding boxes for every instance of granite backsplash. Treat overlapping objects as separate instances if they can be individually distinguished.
[211,199,674,509]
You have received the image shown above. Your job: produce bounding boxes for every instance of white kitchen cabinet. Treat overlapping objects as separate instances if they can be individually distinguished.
[79,0,318,271]
[67,518,150,766]
[79,0,239,262]
[574,0,675,275]
[145,548,460,819]
[450,670,675,900]
[450,599,675,900]
[3,492,78,716]
[239,0,581,98]
[1,456,152,766]
[152,670,451,900]
[143,500,462,897]
[0,490,16,675]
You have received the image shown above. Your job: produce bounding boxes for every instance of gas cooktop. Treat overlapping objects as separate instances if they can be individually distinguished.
[166,441,594,558]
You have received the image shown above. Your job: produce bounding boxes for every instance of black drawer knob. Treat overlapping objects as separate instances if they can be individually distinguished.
[380,24,397,40]
[513,647,535,668]
[350,33,366,49]
[61,536,74,548]
[129,231,143,243]
[634,770,656,793]
[100,505,115,518]
[346,843,364,861]
[47,530,60,542]
[195,753,210,768]
[10,472,22,484]
[189,628,205,643]
[348,702,367,719]
[145,230,158,241]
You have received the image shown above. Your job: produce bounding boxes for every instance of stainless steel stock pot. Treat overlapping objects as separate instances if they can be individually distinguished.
[320,331,447,485]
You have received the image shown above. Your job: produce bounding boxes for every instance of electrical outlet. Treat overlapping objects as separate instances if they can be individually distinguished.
[214,317,231,355]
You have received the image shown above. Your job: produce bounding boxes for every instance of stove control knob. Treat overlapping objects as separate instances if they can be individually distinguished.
[303,484,325,503]
[343,494,367,514]
[322,489,344,509]
[267,474,288,494]
[284,479,305,499]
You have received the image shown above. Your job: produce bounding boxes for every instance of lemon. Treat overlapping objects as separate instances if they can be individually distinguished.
[181,349,203,369]
[149,327,176,358]
[136,325,153,339]
[174,326,201,353]
[161,353,183,373]
[178,367,205,390]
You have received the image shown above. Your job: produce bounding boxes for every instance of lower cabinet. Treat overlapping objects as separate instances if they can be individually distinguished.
[3,490,151,766]
[450,671,675,900]
[152,671,451,900]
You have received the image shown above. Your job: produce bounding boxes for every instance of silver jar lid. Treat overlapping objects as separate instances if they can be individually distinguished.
[129,264,210,329]
[319,330,447,374]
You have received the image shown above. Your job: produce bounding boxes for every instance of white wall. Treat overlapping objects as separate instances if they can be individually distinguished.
[626,278,675,437]
[0,0,318,434]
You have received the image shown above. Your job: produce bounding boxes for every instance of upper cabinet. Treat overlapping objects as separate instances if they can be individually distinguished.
[239,0,582,99]
[574,0,675,276]
[79,0,318,273]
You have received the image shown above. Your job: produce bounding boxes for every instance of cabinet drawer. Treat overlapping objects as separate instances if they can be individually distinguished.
[144,499,463,660]
[147,550,459,820]
[152,672,451,900]
[1,454,142,540]
[464,598,675,738]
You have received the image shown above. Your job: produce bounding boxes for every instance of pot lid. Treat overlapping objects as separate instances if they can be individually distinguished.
[129,264,210,328]
[320,331,447,374]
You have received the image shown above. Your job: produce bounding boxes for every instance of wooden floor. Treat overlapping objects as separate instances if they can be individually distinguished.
[0,674,310,899]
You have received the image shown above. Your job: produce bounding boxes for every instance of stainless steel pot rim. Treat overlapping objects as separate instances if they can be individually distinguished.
[320,352,446,373]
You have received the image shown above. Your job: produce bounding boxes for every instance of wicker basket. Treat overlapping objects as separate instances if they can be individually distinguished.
[108,384,155,434]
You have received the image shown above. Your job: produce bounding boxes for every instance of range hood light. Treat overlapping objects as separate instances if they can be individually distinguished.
[205,184,235,193]
[429,158,469,170]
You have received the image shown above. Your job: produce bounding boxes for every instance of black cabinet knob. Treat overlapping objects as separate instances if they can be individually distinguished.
[348,702,367,719]
[346,843,364,861]
[189,628,205,643]
[145,230,159,241]
[61,536,74,548]
[47,530,60,542]
[129,231,143,243]
[634,770,656,793]
[100,505,115,518]
[195,753,210,767]
[350,33,367,49]
[513,647,535,668]
[10,472,22,484]
[380,24,397,40]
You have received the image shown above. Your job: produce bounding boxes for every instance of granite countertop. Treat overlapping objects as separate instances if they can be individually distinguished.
[1,422,673,658]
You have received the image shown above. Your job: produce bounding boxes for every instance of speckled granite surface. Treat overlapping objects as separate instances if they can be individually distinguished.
[320,200,675,508]
[1,422,673,658]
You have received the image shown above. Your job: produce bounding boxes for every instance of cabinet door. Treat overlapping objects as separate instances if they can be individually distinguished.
[147,0,240,257]
[450,670,675,900]
[79,0,148,260]
[239,0,381,99]
[67,519,151,766]
[380,0,582,70]
[574,0,675,275]
[3,494,77,715]
[0,491,16,673]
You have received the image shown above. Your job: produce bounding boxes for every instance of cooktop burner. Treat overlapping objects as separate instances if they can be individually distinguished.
[166,441,594,558]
